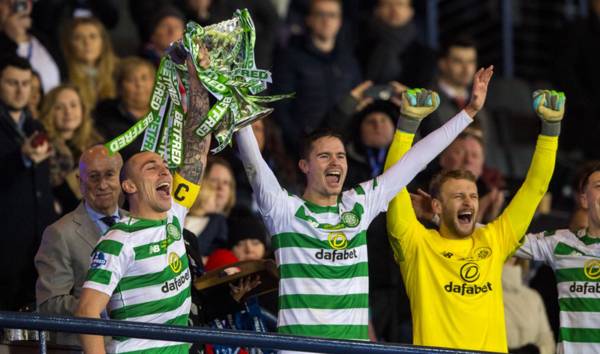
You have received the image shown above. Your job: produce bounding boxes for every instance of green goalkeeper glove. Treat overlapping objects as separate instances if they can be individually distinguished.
[398,88,440,133]
[533,90,566,122]
[533,90,566,136]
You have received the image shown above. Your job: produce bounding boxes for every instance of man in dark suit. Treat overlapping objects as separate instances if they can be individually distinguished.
[420,37,502,171]
[0,55,56,311]
[35,145,124,346]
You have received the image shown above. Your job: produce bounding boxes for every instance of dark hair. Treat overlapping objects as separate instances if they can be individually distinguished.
[455,130,484,148]
[0,55,32,75]
[429,169,477,198]
[576,161,600,194]
[227,207,268,249]
[309,0,342,13]
[300,128,345,160]
[438,37,478,59]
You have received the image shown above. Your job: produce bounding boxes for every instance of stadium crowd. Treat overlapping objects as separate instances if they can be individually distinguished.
[1,0,600,353]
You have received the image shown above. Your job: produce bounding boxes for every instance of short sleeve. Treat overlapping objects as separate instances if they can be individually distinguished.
[82,233,131,296]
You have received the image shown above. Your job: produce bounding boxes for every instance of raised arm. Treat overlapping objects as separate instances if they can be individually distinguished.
[492,90,565,255]
[172,49,212,209]
[378,66,494,204]
[235,125,285,216]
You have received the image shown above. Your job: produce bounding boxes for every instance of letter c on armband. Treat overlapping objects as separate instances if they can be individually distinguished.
[172,173,200,209]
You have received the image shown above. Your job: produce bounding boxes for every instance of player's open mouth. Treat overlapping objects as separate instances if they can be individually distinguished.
[156,182,171,197]
[325,170,341,184]
[457,210,473,224]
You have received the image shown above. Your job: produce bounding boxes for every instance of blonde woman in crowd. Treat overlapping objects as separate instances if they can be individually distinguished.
[28,71,43,120]
[61,17,118,110]
[41,84,103,214]
[185,183,229,262]
[204,156,237,216]
[94,56,155,160]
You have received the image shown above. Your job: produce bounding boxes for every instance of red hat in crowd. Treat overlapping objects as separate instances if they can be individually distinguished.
[204,249,239,272]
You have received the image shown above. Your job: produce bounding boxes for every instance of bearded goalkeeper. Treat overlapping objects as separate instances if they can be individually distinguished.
[384,87,565,352]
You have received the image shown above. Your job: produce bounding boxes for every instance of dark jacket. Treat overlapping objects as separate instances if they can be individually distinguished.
[553,15,600,157]
[93,99,143,162]
[272,34,361,155]
[356,19,436,87]
[0,104,57,310]
[419,82,505,171]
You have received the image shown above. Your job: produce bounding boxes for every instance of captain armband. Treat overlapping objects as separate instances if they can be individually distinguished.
[172,172,201,209]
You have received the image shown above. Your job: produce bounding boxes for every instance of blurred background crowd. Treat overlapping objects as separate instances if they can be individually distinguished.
[1,0,599,353]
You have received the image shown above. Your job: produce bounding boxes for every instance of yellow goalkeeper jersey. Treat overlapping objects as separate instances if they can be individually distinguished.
[384,131,557,353]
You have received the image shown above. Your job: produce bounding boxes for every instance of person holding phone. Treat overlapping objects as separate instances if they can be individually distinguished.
[0,54,56,311]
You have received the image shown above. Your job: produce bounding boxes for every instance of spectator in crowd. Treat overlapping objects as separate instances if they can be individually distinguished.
[420,37,496,167]
[502,257,555,354]
[40,84,103,215]
[345,100,398,186]
[35,145,124,346]
[227,119,299,210]
[553,0,600,157]
[140,6,185,67]
[200,209,273,354]
[175,0,215,26]
[0,0,61,92]
[204,156,237,216]
[28,71,43,119]
[356,0,435,87]
[185,183,228,261]
[272,0,361,155]
[61,17,118,110]
[31,0,119,57]
[228,209,269,262]
[0,55,56,311]
[94,56,155,161]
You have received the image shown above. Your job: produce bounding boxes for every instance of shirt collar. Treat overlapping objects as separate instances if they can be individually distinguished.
[84,201,119,222]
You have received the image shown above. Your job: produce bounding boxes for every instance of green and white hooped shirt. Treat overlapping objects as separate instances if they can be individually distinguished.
[83,202,190,354]
[516,229,600,354]
[270,181,387,341]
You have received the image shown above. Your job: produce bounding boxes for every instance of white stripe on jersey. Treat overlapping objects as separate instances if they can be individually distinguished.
[277,308,369,327]
[279,277,369,296]
[560,310,600,330]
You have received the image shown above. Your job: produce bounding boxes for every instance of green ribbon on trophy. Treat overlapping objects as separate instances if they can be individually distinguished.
[104,9,292,168]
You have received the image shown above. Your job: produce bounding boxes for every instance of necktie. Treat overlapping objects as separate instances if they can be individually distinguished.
[100,216,117,227]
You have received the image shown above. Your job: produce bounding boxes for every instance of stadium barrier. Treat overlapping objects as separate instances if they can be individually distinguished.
[0,311,499,354]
